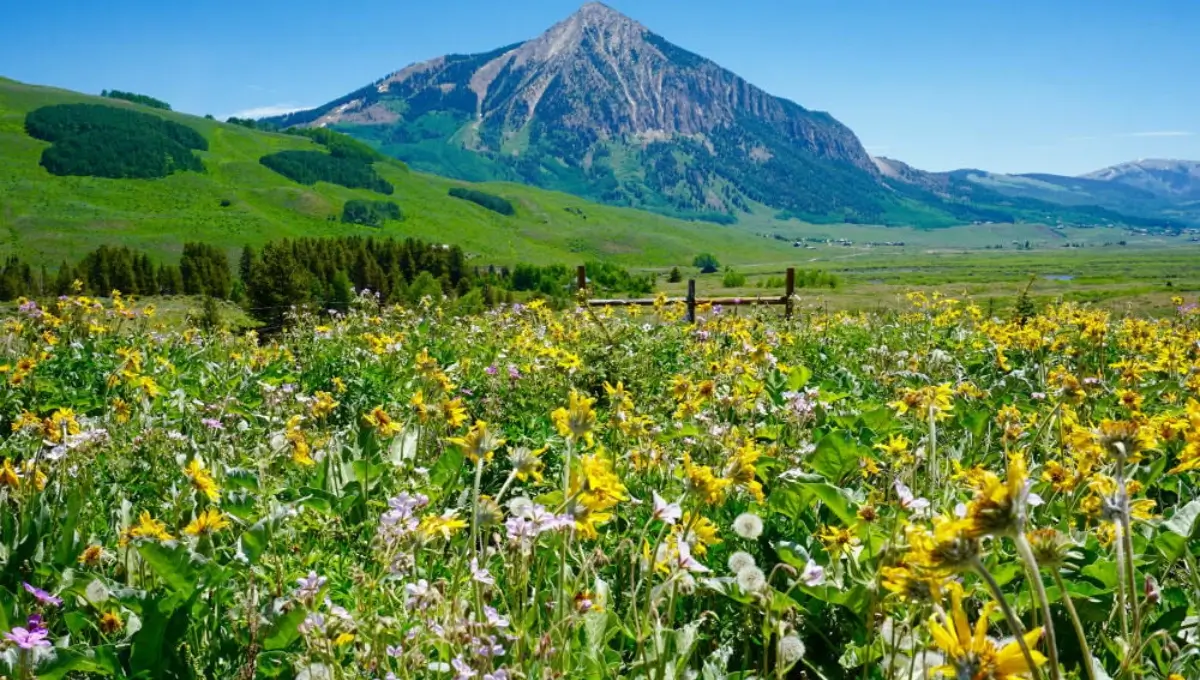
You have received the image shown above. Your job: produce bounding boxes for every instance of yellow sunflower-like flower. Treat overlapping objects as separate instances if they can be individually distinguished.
[552,390,597,447]
[963,452,1030,538]
[183,458,221,502]
[364,406,403,438]
[448,420,506,464]
[927,585,1046,680]
[183,508,231,537]
[121,511,174,545]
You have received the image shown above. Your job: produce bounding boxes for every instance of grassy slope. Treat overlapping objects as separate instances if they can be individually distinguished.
[0,77,798,269]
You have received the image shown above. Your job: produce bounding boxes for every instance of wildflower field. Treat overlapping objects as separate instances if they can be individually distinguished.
[1,291,1199,680]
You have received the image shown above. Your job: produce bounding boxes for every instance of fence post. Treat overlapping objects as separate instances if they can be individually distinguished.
[576,265,587,293]
[784,267,795,320]
[686,279,696,324]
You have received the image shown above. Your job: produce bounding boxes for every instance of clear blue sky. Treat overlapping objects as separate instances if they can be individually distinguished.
[3,0,1196,176]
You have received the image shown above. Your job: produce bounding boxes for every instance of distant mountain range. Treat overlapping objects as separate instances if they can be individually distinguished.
[264,3,1197,230]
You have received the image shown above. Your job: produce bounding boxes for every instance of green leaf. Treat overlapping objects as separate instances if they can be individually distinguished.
[137,542,202,599]
[796,482,854,525]
[961,408,989,439]
[1155,532,1188,560]
[809,431,861,483]
[224,467,260,492]
[787,365,811,391]
[262,607,307,651]
[857,406,895,433]
[53,486,84,568]
[1164,499,1200,538]
[1081,560,1119,589]
[34,646,120,679]
[428,447,464,497]
[297,487,335,514]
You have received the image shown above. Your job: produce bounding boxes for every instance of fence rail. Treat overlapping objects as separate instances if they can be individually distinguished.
[577,266,797,322]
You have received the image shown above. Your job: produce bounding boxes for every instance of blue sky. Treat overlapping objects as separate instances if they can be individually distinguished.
[2,0,1196,175]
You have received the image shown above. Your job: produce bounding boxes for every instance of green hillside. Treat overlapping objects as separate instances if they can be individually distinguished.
[0,77,798,268]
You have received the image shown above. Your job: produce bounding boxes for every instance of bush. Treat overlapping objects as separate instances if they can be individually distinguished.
[692,253,720,274]
[342,200,403,227]
[101,89,171,110]
[722,268,747,288]
[260,150,392,194]
[26,104,207,179]
[448,187,514,216]
[667,267,682,283]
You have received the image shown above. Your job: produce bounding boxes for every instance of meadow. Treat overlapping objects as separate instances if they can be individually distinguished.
[0,78,799,271]
[0,286,1198,679]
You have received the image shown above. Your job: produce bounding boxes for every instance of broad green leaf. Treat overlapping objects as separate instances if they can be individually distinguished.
[1164,499,1200,538]
[428,447,464,496]
[809,431,861,483]
[787,365,811,391]
[1081,560,1119,589]
[1155,532,1188,560]
[137,542,202,599]
[262,607,308,651]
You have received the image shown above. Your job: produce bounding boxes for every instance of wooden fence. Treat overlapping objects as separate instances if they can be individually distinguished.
[578,266,797,323]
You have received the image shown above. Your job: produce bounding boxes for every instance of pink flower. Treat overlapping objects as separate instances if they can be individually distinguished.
[4,626,51,649]
[23,582,62,607]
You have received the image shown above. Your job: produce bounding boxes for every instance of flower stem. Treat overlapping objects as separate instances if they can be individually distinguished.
[1052,570,1098,680]
[973,556,1046,680]
[1015,532,1061,680]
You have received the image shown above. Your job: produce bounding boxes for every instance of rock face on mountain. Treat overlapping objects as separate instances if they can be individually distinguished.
[266,2,888,222]
[1083,159,1200,201]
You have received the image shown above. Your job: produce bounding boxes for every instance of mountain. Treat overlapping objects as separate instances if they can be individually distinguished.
[1082,159,1200,201]
[0,76,797,267]
[265,3,1182,231]
[264,3,915,224]
[910,160,1200,228]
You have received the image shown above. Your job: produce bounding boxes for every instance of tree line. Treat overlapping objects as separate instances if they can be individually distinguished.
[101,90,171,110]
[0,237,659,329]
[0,244,229,300]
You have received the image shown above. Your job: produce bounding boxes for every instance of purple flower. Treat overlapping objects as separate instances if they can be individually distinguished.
[293,571,326,602]
[485,365,498,376]
[23,582,62,607]
[4,625,51,649]
[451,656,477,680]
[507,364,521,381]
[201,418,224,430]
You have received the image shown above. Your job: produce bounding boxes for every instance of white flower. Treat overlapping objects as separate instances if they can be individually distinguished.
[800,559,826,587]
[296,663,333,680]
[778,635,806,665]
[894,480,930,514]
[651,492,682,525]
[727,551,757,574]
[735,566,766,592]
[674,541,710,574]
[732,512,763,540]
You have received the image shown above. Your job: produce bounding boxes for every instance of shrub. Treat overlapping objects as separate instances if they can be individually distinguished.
[722,268,747,288]
[342,200,403,227]
[448,187,514,216]
[667,267,682,283]
[260,150,392,194]
[692,253,720,274]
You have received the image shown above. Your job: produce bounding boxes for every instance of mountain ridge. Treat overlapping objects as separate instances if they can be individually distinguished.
[265,2,895,223]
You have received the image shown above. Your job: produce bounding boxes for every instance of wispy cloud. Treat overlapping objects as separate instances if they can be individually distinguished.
[225,103,311,120]
[1126,131,1194,138]
[1065,131,1194,143]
